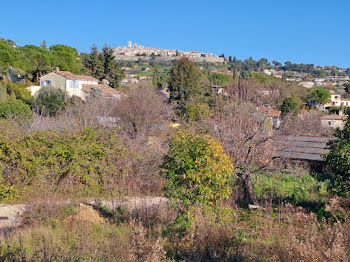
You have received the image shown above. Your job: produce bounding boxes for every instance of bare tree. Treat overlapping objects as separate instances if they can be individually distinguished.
[112,85,173,138]
[279,109,333,137]
[207,81,280,207]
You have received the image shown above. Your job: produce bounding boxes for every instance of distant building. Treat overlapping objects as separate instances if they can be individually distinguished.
[324,94,350,108]
[299,81,315,88]
[320,113,348,129]
[211,85,228,96]
[257,106,281,129]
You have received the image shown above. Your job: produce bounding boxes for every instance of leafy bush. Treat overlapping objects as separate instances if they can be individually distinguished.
[34,86,66,116]
[0,85,6,102]
[0,128,129,201]
[0,98,32,120]
[0,81,33,105]
[326,118,350,195]
[162,131,234,210]
[281,94,300,115]
[186,102,211,121]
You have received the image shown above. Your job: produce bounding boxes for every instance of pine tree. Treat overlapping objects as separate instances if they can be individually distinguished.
[89,44,102,78]
[102,45,124,88]
[152,68,158,88]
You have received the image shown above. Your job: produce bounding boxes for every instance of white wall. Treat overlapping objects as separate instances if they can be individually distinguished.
[65,80,98,98]
[27,86,41,96]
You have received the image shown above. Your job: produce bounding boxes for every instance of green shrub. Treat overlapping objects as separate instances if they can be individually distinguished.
[0,128,129,201]
[0,85,6,102]
[0,98,32,120]
[0,81,33,105]
[162,131,234,210]
[325,118,350,195]
[186,102,211,121]
[34,86,66,116]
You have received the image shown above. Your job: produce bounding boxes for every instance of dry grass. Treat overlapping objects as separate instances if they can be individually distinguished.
[2,201,350,261]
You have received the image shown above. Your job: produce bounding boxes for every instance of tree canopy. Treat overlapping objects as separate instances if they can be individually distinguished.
[281,94,300,115]
[325,118,350,195]
[168,58,203,114]
[307,88,331,104]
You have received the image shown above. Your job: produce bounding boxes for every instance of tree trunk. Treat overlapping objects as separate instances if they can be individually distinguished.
[237,170,258,208]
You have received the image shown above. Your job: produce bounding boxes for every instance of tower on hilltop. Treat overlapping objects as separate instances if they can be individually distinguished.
[128,41,132,48]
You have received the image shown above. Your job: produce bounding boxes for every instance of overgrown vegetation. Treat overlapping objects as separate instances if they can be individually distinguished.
[1,39,350,262]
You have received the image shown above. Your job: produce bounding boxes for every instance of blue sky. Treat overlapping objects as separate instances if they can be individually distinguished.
[1,0,349,67]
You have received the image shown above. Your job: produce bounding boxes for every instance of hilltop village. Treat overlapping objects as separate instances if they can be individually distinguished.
[112,41,225,63]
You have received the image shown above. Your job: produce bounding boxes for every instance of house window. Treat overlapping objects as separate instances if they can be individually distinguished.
[41,80,52,87]
[69,80,79,88]
[328,121,332,126]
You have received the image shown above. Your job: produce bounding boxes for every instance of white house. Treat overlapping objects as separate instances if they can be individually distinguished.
[31,68,123,100]
[39,68,99,99]
[324,94,350,108]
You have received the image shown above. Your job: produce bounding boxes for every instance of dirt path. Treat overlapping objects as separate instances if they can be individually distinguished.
[0,197,167,236]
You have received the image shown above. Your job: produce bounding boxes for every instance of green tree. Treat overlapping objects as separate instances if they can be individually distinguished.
[0,98,32,120]
[34,87,66,116]
[325,118,350,194]
[49,44,82,74]
[0,40,23,77]
[101,45,124,88]
[308,88,331,104]
[83,44,103,78]
[19,45,52,82]
[161,131,234,210]
[152,68,158,88]
[281,94,300,115]
[168,58,203,113]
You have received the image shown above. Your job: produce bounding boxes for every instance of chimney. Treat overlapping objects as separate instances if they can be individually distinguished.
[55,67,59,72]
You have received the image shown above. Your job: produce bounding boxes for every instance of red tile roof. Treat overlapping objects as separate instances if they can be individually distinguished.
[320,114,348,120]
[257,107,281,118]
[55,71,98,82]
[82,84,124,99]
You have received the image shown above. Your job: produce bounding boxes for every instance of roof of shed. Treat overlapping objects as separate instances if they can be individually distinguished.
[274,135,334,162]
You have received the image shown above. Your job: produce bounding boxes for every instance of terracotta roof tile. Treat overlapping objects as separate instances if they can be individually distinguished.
[82,84,124,99]
[320,114,348,120]
[257,107,281,118]
[55,71,98,82]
